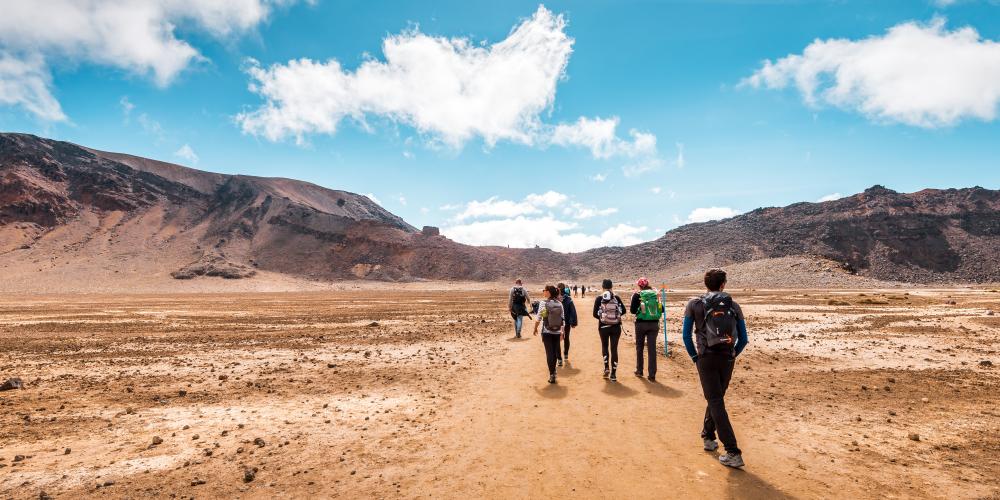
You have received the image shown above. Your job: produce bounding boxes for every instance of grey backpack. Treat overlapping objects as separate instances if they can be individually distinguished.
[544,300,564,331]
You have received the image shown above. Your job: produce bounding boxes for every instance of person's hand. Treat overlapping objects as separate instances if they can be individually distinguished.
[532,326,539,336]
[560,333,565,341]
[691,355,698,364]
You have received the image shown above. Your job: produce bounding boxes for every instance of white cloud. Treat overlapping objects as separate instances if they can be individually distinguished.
[238,6,573,147]
[137,113,163,139]
[686,207,741,223]
[0,53,65,121]
[420,207,430,214]
[589,173,607,182]
[622,156,664,178]
[398,195,407,206]
[675,142,685,169]
[442,216,647,252]
[119,96,135,121]
[817,192,843,202]
[364,193,381,205]
[454,196,540,221]
[742,18,1000,127]
[524,190,568,208]
[0,0,301,120]
[173,143,198,164]
[650,186,662,195]
[236,5,659,162]
[933,0,959,6]
[565,203,617,219]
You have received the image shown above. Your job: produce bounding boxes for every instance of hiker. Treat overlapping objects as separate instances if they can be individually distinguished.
[533,285,565,384]
[581,285,587,297]
[556,282,578,365]
[573,284,579,297]
[682,269,749,468]
[508,279,531,338]
[629,277,662,381]
[592,279,626,381]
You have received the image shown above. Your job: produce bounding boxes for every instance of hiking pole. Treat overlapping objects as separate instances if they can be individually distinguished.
[660,283,668,356]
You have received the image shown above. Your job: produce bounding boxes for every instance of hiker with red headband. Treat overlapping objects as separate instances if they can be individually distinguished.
[629,277,663,381]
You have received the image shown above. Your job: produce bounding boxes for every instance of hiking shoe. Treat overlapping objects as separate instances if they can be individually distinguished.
[719,453,744,468]
[557,359,564,367]
[603,368,610,379]
[634,370,643,377]
[610,371,617,382]
[703,439,719,451]
[548,374,556,384]
[647,375,656,382]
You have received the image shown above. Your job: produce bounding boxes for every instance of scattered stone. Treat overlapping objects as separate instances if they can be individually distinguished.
[0,378,24,391]
[327,363,337,369]
[178,390,187,397]
[987,310,995,316]
[150,436,164,446]
[243,467,257,483]
[254,437,266,447]
[39,491,53,500]
[192,434,200,440]
[13,455,25,462]
[125,407,135,415]
[980,360,993,367]
[367,322,379,327]
[191,478,206,486]
[64,448,71,455]
[908,433,921,441]
[921,397,930,403]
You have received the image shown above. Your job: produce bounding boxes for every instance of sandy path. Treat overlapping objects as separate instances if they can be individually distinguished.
[417,300,866,499]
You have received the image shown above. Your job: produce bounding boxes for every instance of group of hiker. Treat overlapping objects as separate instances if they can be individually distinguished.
[507,269,749,468]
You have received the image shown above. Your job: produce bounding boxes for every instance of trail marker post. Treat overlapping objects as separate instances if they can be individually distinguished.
[660,283,668,356]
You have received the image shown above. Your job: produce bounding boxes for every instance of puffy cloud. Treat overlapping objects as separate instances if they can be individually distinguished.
[650,186,662,195]
[675,142,685,169]
[686,207,741,223]
[524,190,568,208]
[364,193,381,205]
[742,18,1000,127]
[237,5,660,163]
[0,53,64,121]
[0,0,300,120]
[452,190,611,222]
[589,173,607,182]
[817,192,843,202]
[119,96,135,121]
[238,6,573,147]
[442,216,648,252]
[622,156,664,178]
[173,143,199,164]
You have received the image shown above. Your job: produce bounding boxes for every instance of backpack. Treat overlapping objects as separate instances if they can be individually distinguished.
[511,287,525,306]
[636,289,662,321]
[702,292,738,349]
[600,296,621,325]
[544,299,564,331]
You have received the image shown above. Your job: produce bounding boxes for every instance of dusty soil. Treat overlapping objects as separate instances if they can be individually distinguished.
[1,288,998,499]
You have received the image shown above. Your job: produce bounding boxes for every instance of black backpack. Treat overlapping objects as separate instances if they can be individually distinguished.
[701,292,738,349]
[511,287,525,306]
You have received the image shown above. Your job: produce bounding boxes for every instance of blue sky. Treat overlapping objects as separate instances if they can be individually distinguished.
[1,0,998,251]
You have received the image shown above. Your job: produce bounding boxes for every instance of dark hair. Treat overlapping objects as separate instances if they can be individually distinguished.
[557,282,567,296]
[515,278,522,285]
[704,269,727,291]
[602,279,612,290]
[544,285,560,299]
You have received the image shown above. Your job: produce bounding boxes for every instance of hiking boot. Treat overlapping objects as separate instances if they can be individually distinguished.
[703,439,719,451]
[647,375,656,382]
[564,354,569,361]
[557,359,564,368]
[719,453,744,468]
[634,370,643,377]
[603,368,610,379]
[548,374,556,384]
[610,370,617,382]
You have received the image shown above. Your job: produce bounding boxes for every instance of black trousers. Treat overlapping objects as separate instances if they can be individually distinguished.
[634,321,658,376]
[697,353,741,455]
[560,325,572,358]
[599,324,622,370]
[542,333,561,376]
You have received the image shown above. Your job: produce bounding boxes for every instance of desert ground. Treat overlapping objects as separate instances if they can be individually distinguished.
[1,287,998,499]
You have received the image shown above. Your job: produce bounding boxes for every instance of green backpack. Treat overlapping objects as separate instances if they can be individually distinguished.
[637,289,662,321]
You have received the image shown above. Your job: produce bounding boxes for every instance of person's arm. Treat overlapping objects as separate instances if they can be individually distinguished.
[533,304,545,335]
[592,296,601,319]
[629,293,640,315]
[734,320,749,357]
[568,300,578,327]
[682,315,697,362]
[617,295,626,316]
[507,289,514,311]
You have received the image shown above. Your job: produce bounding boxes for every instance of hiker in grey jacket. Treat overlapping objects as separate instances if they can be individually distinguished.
[508,279,531,338]
[533,285,565,384]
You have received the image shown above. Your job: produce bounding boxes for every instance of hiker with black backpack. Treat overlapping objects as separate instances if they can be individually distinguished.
[557,282,578,365]
[533,285,565,384]
[508,279,531,338]
[682,269,749,468]
[593,279,626,381]
[629,277,663,381]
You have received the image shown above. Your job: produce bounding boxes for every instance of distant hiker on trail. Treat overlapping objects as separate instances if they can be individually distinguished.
[573,284,579,297]
[630,277,663,381]
[581,285,587,297]
[533,285,565,384]
[508,279,531,339]
[557,282,578,365]
[593,279,626,381]
[682,269,749,468]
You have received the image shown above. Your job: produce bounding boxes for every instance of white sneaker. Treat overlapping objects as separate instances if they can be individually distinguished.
[703,439,719,451]
[719,452,744,468]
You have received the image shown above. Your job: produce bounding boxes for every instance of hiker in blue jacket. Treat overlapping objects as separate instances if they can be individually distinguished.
[557,282,578,366]
[682,269,749,469]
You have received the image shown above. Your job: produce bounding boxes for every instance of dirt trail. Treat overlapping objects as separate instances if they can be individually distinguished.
[418,299,865,499]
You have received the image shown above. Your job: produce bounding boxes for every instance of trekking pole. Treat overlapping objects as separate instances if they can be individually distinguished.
[660,283,668,356]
